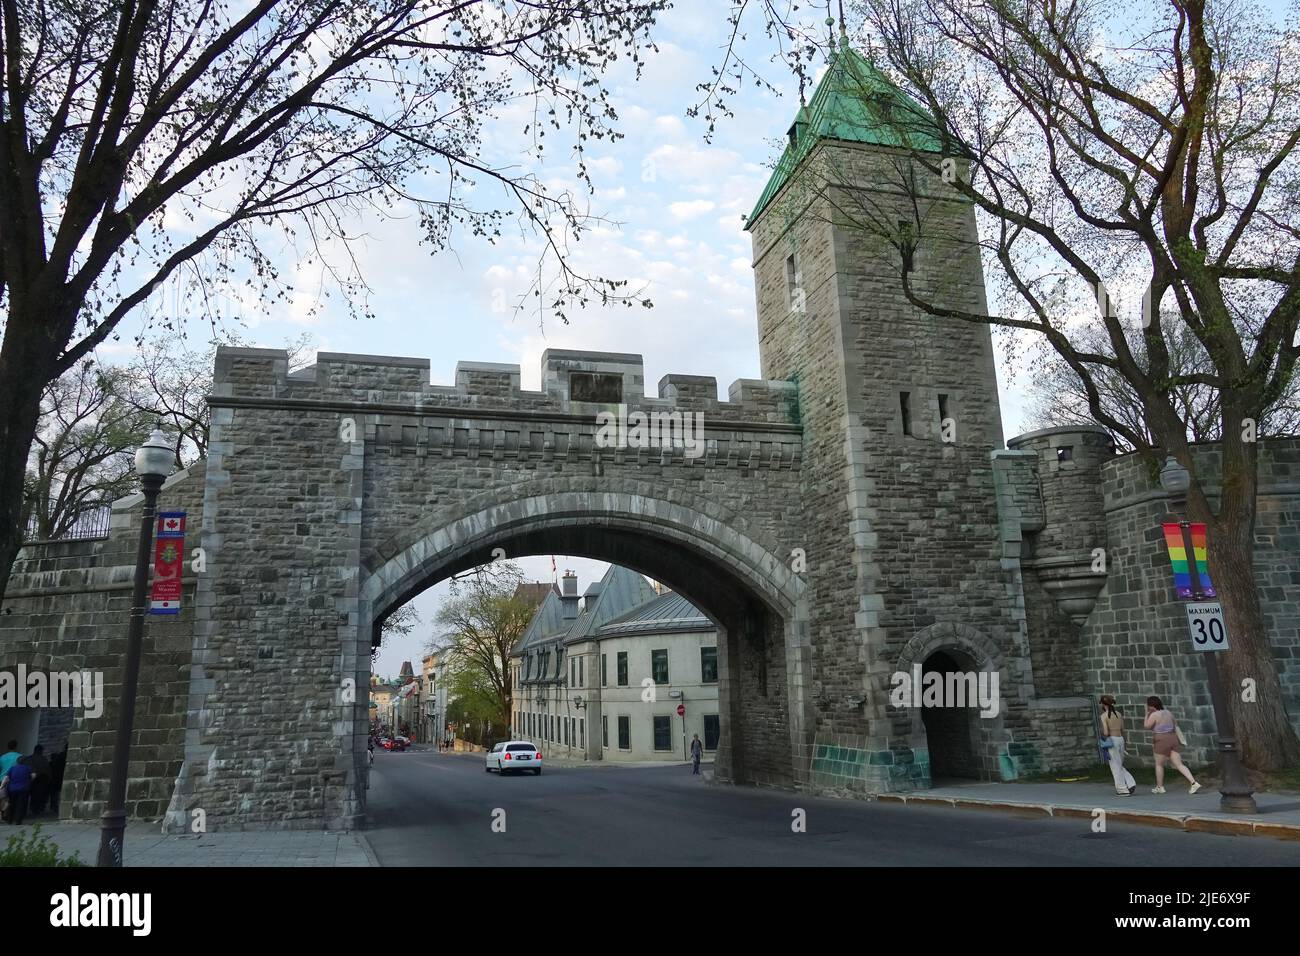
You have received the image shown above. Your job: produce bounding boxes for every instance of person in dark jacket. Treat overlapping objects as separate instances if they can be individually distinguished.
[48,746,68,815]
[690,734,703,774]
[25,745,52,815]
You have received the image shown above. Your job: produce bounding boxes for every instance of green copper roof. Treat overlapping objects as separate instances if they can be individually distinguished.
[746,44,944,227]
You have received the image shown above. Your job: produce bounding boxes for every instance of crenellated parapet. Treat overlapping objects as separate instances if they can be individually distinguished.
[210,346,803,470]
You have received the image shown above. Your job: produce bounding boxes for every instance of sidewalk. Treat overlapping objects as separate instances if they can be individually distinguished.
[535,754,715,770]
[878,781,1300,840]
[2,820,376,866]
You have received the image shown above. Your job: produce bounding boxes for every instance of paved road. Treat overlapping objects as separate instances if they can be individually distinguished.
[363,750,1300,866]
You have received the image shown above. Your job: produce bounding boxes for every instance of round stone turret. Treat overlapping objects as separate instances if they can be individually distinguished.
[1007,425,1116,622]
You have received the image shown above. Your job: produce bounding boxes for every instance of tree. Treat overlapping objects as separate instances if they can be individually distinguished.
[23,360,152,539]
[443,661,507,746]
[122,330,317,468]
[1024,321,1300,449]
[0,0,679,605]
[810,0,1300,766]
[430,561,535,730]
[374,603,421,656]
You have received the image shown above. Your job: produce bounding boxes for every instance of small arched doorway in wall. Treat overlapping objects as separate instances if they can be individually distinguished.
[919,649,983,782]
[896,622,1011,786]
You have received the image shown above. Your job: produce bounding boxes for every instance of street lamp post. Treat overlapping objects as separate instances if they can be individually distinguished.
[98,427,175,867]
[1158,456,1257,814]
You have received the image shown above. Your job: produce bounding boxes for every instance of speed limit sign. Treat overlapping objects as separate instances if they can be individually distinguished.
[1185,602,1229,652]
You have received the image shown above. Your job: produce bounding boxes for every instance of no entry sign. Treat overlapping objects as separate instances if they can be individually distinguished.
[676,704,685,717]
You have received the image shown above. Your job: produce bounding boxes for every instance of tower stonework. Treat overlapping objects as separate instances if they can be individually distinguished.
[749,45,1080,787]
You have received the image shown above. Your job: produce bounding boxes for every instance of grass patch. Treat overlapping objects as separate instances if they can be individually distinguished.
[0,825,85,867]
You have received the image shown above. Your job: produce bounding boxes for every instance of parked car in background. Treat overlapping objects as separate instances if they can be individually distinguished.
[485,741,542,775]
[381,736,409,752]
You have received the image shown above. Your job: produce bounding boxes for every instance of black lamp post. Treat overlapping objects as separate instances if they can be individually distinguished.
[1158,456,1257,814]
[97,427,175,867]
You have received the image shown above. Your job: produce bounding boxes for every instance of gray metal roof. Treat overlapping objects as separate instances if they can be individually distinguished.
[597,591,711,637]
[513,589,567,654]
[564,566,658,644]
[510,566,665,658]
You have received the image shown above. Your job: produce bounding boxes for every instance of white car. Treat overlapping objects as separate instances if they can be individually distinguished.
[486,741,542,775]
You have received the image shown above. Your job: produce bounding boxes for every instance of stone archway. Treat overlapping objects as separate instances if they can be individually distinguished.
[355,488,812,807]
[895,623,1012,784]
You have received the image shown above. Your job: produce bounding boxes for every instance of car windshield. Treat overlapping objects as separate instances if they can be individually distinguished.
[506,744,536,752]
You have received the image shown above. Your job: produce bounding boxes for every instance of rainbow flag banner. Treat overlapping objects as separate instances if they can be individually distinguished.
[1162,522,1216,600]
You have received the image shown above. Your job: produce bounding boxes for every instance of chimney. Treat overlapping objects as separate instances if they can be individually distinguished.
[561,570,580,619]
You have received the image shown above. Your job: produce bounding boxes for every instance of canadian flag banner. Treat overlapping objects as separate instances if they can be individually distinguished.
[149,511,186,614]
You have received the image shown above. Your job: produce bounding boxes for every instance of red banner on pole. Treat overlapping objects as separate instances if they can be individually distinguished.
[149,511,186,615]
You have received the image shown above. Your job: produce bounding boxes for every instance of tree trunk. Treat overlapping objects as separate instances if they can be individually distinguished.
[0,302,67,606]
[1207,499,1300,770]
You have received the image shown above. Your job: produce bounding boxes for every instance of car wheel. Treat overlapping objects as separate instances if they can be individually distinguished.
[485,763,492,773]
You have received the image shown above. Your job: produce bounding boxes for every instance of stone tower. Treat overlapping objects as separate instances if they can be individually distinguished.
[747,41,1045,787]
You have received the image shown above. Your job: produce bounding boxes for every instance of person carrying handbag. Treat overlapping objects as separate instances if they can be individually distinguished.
[1098,695,1137,795]
[1144,695,1202,795]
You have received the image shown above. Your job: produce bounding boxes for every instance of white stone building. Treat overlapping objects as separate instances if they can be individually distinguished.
[509,567,720,763]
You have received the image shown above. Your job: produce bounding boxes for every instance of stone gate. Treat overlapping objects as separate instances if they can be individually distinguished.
[4,43,1298,830]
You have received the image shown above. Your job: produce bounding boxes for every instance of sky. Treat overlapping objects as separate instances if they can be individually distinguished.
[95,4,1056,678]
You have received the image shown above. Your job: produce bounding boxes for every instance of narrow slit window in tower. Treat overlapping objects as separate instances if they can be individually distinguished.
[900,391,912,436]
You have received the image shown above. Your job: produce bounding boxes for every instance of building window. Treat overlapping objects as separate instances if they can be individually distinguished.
[579,657,584,688]
[580,718,585,749]
[564,719,569,745]
[617,651,629,687]
[602,716,609,748]
[618,715,631,750]
[938,393,949,426]
[704,714,720,751]
[1057,446,1074,463]
[569,658,575,686]
[653,715,672,751]
[700,646,718,684]
[651,649,669,685]
[900,391,912,436]
[601,654,607,687]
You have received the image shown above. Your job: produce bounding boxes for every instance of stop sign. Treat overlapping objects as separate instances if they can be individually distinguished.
[676,704,685,717]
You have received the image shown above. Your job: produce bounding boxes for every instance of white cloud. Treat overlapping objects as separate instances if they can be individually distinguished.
[668,199,715,221]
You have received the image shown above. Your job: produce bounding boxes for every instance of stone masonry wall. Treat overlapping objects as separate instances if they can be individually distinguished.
[0,468,204,822]
[159,346,809,828]
[1084,439,1300,766]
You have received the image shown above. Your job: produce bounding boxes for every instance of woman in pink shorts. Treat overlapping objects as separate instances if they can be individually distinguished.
[1144,695,1202,795]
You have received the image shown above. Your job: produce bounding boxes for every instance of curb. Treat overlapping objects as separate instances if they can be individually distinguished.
[874,793,1300,840]
[352,830,382,867]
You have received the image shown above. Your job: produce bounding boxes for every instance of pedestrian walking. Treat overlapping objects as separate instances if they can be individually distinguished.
[1,758,32,824]
[24,745,51,815]
[0,740,20,776]
[1098,695,1136,796]
[690,734,703,774]
[1144,695,1202,794]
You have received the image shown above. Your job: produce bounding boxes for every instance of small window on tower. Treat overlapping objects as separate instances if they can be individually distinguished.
[1057,446,1074,463]
[900,391,913,436]
[938,393,950,424]
[785,252,804,312]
